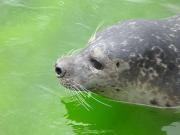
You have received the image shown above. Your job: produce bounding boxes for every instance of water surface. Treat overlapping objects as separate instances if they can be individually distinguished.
[0,0,180,135]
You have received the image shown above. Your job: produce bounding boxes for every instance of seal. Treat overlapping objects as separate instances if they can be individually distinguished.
[55,15,180,107]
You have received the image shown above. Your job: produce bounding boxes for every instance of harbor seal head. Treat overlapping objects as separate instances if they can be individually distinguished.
[55,15,180,107]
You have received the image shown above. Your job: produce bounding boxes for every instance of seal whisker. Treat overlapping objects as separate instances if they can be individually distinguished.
[64,49,75,57]
[73,82,112,108]
[69,48,83,56]
[72,81,91,98]
[69,82,90,110]
[88,93,112,108]
[58,49,72,60]
[77,91,93,110]
[37,85,61,97]
[72,83,92,110]
[70,89,83,106]
[66,87,75,97]
[77,90,93,109]
[72,90,81,103]
[71,80,93,109]
[74,90,91,111]
[64,80,80,100]
[69,86,82,104]
[59,48,83,60]
[88,21,104,44]
[59,54,65,59]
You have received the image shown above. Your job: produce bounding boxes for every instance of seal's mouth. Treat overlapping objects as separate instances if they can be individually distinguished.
[59,79,85,91]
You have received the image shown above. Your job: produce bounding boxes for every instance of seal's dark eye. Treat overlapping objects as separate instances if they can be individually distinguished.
[90,58,104,70]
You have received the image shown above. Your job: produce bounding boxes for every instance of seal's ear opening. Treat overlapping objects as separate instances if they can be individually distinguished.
[116,62,120,68]
[113,59,121,68]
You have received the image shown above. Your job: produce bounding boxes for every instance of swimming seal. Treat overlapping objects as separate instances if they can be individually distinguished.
[55,15,180,107]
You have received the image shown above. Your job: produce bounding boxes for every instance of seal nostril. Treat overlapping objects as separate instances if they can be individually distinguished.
[55,67,62,75]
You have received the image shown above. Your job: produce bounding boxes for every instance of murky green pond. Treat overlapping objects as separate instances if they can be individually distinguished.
[0,0,180,135]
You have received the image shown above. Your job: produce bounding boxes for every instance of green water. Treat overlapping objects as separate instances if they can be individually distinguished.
[0,0,180,135]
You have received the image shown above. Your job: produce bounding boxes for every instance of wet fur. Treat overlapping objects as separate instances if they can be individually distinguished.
[56,15,180,107]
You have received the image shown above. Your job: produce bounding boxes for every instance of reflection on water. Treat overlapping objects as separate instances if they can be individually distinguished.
[162,122,180,135]
[62,94,180,135]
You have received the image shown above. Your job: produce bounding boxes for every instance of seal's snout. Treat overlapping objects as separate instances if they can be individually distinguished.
[55,64,66,78]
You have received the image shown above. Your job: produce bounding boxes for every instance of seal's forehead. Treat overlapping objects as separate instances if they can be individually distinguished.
[88,37,106,50]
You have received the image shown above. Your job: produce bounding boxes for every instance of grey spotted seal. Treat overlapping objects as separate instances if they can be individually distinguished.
[55,15,180,107]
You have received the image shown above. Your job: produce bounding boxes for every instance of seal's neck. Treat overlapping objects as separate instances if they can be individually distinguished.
[95,82,179,107]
